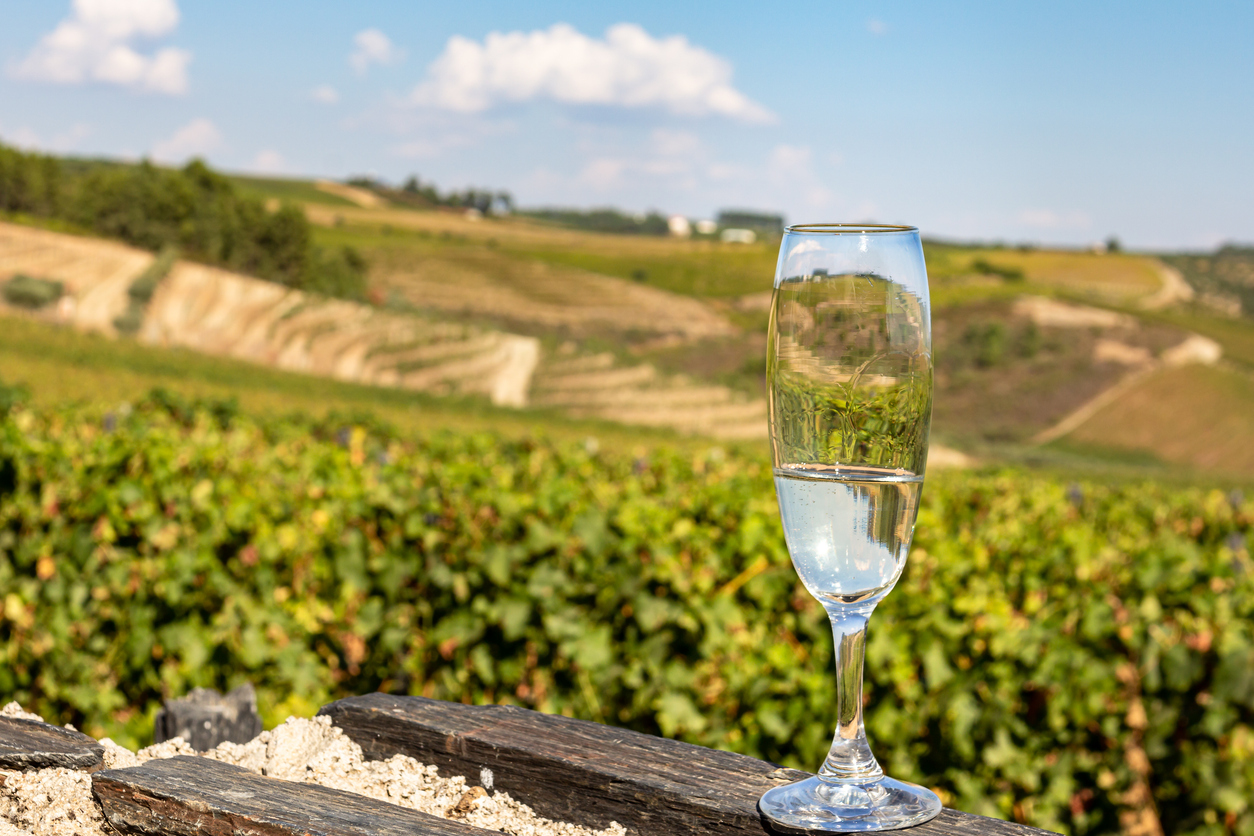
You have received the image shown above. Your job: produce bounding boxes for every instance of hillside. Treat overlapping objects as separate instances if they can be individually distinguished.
[3,168,1254,476]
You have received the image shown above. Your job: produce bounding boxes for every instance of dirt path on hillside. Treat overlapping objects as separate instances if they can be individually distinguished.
[1140,260,1195,310]
[314,180,387,208]
[1033,333,1222,444]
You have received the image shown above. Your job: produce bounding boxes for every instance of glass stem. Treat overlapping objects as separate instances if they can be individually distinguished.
[818,607,884,784]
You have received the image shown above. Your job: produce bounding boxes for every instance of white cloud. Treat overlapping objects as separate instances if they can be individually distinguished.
[250,149,285,173]
[410,22,775,123]
[151,118,221,163]
[391,135,477,159]
[768,144,813,180]
[1018,208,1091,230]
[386,114,515,159]
[650,128,700,157]
[706,162,748,181]
[767,144,832,209]
[580,158,628,190]
[310,84,339,104]
[350,28,402,75]
[12,0,190,94]
[867,19,889,36]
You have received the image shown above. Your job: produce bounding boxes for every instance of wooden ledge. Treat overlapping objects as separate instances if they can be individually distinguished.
[91,756,492,836]
[319,693,1060,836]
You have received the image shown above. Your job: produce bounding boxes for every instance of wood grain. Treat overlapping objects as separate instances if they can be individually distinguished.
[91,755,496,836]
[0,715,103,772]
[319,693,1060,836]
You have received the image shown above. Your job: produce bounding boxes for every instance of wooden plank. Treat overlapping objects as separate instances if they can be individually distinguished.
[91,755,497,836]
[0,715,103,772]
[320,694,1059,836]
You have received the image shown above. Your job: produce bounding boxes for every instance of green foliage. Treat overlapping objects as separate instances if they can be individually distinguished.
[347,174,513,217]
[964,322,1007,367]
[1164,246,1254,322]
[128,247,179,305]
[303,244,369,299]
[0,377,27,417]
[110,306,144,336]
[2,274,64,309]
[716,210,785,236]
[70,160,315,286]
[520,207,670,236]
[1,397,1252,836]
[971,258,1026,283]
[0,145,61,216]
[115,246,179,334]
[0,143,368,301]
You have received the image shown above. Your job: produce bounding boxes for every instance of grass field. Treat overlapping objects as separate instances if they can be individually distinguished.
[1062,363,1254,475]
[8,171,1254,479]
[1141,308,1254,369]
[0,315,727,454]
[227,174,359,208]
[302,204,781,298]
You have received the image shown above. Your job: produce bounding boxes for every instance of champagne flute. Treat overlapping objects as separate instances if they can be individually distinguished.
[759,224,940,832]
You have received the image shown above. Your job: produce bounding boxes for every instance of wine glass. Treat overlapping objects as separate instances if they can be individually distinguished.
[759,224,940,832]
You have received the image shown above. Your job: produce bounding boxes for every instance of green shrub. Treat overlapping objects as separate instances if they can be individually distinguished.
[0,377,27,417]
[111,306,145,335]
[961,322,1007,368]
[115,246,179,334]
[128,246,178,305]
[0,142,369,303]
[0,396,1250,836]
[301,244,368,300]
[972,258,1026,283]
[0,145,61,216]
[2,274,64,309]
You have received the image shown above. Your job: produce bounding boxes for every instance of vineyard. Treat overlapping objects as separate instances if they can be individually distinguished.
[0,218,767,438]
[0,394,1249,836]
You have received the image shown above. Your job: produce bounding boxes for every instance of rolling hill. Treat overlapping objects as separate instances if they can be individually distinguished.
[2,170,1252,478]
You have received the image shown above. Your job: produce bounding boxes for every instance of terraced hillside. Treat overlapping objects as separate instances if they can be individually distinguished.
[0,220,539,407]
[0,219,764,438]
[1164,245,1254,318]
[6,181,1254,470]
[0,221,152,333]
[141,261,541,407]
[531,351,765,439]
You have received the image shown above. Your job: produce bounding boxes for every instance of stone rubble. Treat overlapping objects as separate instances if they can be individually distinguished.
[0,704,625,836]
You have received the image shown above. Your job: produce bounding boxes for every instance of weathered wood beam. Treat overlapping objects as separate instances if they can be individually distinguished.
[91,755,497,836]
[319,693,1059,836]
[0,715,103,772]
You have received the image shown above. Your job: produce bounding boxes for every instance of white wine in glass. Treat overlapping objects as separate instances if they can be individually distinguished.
[759,224,940,832]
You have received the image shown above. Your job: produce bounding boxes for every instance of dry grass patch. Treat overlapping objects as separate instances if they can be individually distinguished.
[1065,364,1254,475]
[928,245,1165,305]
[369,244,734,341]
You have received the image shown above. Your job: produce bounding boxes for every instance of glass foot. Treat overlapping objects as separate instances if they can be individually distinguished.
[759,775,941,833]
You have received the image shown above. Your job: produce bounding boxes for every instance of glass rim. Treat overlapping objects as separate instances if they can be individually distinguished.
[785,223,918,235]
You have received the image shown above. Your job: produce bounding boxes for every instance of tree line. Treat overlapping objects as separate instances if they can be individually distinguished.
[0,143,367,300]
[349,174,514,217]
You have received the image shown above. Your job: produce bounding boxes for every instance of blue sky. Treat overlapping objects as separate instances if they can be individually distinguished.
[1,1,1251,250]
